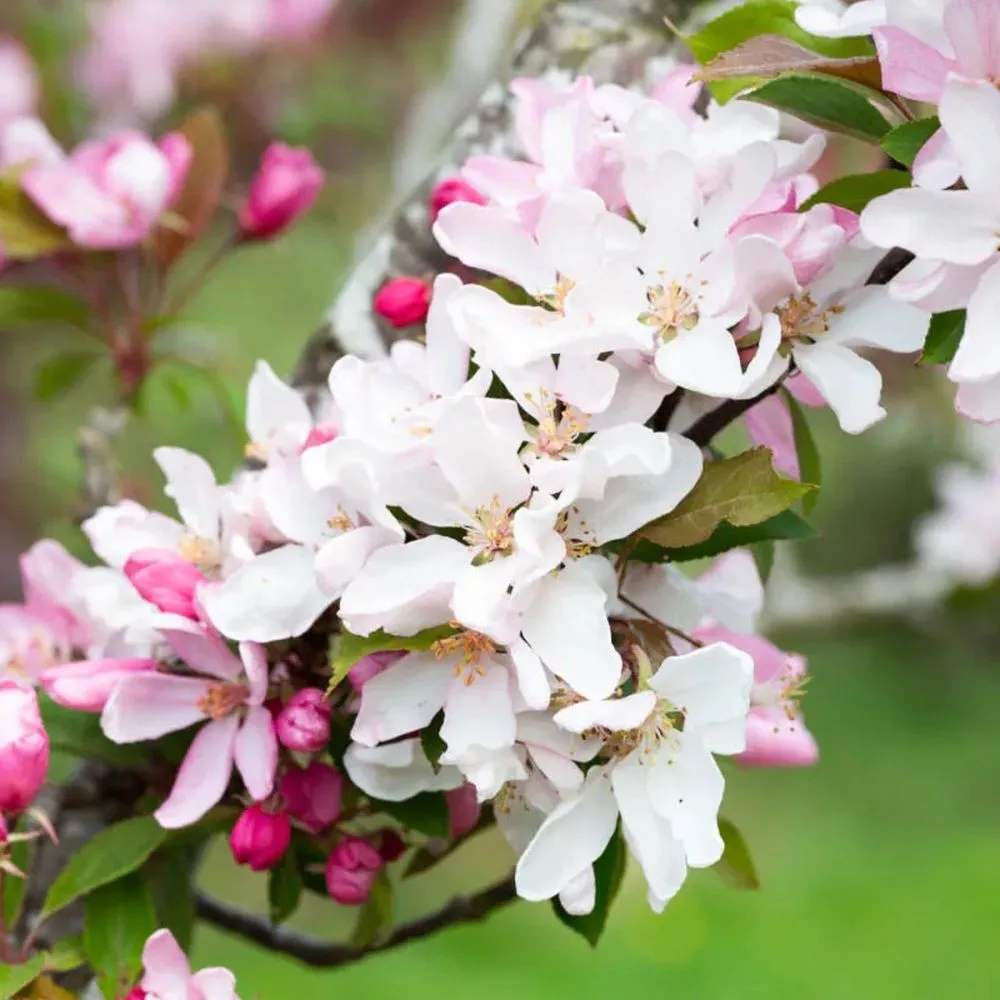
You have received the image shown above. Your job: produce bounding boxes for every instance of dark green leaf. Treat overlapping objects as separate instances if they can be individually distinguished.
[800,170,911,213]
[146,850,197,951]
[84,873,157,1000]
[350,869,394,948]
[268,849,304,925]
[881,116,940,166]
[745,74,892,141]
[41,816,167,920]
[921,309,965,365]
[639,448,813,550]
[786,394,821,514]
[39,695,147,767]
[33,351,101,401]
[328,625,457,696]
[0,286,90,329]
[420,711,447,772]
[0,953,45,1000]
[44,937,86,973]
[553,824,627,946]
[370,792,450,839]
[714,818,760,890]
[751,540,776,583]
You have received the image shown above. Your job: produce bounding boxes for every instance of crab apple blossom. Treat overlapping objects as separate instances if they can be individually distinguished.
[239,142,324,241]
[0,680,49,814]
[138,929,241,1000]
[374,277,433,328]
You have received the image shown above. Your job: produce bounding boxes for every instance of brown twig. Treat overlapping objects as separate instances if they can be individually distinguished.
[195,874,518,968]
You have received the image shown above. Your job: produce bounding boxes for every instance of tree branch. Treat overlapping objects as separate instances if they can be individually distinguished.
[685,380,785,448]
[195,873,518,968]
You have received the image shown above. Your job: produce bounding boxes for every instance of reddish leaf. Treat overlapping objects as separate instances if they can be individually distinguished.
[693,34,882,91]
[153,107,229,267]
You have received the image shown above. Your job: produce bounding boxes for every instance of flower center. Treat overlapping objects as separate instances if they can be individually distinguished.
[326,508,355,534]
[525,390,589,459]
[555,507,595,560]
[463,496,515,561]
[178,534,221,575]
[540,276,576,315]
[776,293,842,343]
[598,699,686,761]
[642,281,700,341]
[432,627,496,685]
[196,681,248,719]
[754,656,810,720]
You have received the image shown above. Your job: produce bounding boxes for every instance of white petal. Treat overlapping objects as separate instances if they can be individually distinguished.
[938,79,1000,197]
[558,867,597,916]
[828,287,927,354]
[955,375,1000,422]
[440,658,516,756]
[794,342,885,434]
[554,691,657,734]
[951,260,1000,383]
[101,673,208,743]
[655,322,745,397]
[425,273,472,396]
[233,704,277,801]
[153,447,220,541]
[315,526,395,599]
[343,739,461,801]
[246,360,312,453]
[508,638,552,710]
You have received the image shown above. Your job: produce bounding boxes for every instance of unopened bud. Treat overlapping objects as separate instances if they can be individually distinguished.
[275,688,331,753]
[325,836,383,905]
[229,804,291,872]
[0,681,49,814]
[429,177,486,222]
[373,277,431,328]
[280,761,343,832]
[124,548,206,619]
[239,142,324,241]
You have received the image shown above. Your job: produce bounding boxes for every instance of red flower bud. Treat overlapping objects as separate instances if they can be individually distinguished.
[229,804,291,872]
[275,688,331,753]
[373,277,431,328]
[429,177,486,222]
[0,681,48,814]
[239,142,324,241]
[325,837,383,905]
[446,783,481,839]
[124,548,206,619]
[280,761,343,832]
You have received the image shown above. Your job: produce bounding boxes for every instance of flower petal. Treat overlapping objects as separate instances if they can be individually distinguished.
[101,673,208,743]
[153,446,220,541]
[554,691,657,734]
[234,705,277,801]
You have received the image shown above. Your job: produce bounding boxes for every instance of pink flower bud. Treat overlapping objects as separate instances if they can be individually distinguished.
[0,680,49,814]
[373,277,431,328]
[124,989,146,1000]
[378,829,406,863]
[239,142,324,241]
[348,650,404,692]
[0,813,8,844]
[280,761,343,832]
[41,657,158,713]
[275,688,331,753]
[446,783,481,839]
[429,177,486,222]
[124,548,206,619]
[300,423,338,453]
[229,804,291,872]
[325,837,383,905]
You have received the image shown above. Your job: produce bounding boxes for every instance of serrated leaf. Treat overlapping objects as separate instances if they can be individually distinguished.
[84,873,157,1000]
[420,710,447,772]
[44,936,86,973]
[39,694,148,767]
[714,818,760,890]
[41,816,167,920]
[0,953,46,1000]
[880,116,940,167]
[146,849,197,951]
[639,448,813,551]
[268,849,304,925]
[786,394,821,515]
[0,286,91,329]
[553,824,627,946]
[327,624,457,696]
[153,107,228,266]
[800,169,911,213]
[33,351,101,401]
[744,74,892,141]
[369,792,450,838]
[695,34,881,91]
[0,169,72,259]
[921,309,965,365]
[350,869,394,948]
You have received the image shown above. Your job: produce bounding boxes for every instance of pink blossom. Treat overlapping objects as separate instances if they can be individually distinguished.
[125,548,208,620]
[22,130,192,249]
[139,928,241,1000]
[268,0,338,40]
[275,687,331,752]
[744,394,800,479]
[0,680,49,814]
[0,38,39,127]
[429,177,486,222]
[20,540,90,651]
[373,277,432,328]
[446,782,481,838]
[239,142,324,241]
[300,423,338,453]
[280,761,343,831]
[101,619,277,828]
[325,836,383,905]
[229,803,291,871]
[42,657,158,713]
[348,650,405,692]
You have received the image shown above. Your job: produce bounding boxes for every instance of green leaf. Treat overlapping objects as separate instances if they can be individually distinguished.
[350,869,394,948]
[3,823,34,927]
[146,849,197,951]
[921,309,965,365]
[0,952,46,1000]
[39,695,148,767]
[786,394,821,515]
[639,448,813,551]
[268,849,304,925]
[420,710,447,772]
[484,277,535,306]
[800,169,911,213]
[41,816,167,920]
[714,818,760,890]
[32,351,101,401]
[751,540,776,583]
[84,873,157,1000]
[328,624,457,696]
[553,824,627,946]
[0,170,72,259]
[881,116,940,166]
[43,937,87,973]
[0,286,90,329]
[369,792,450,838]
[744,74,892,141]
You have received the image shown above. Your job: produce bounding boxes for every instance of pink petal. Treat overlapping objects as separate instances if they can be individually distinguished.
[233,705,277,802]
[101,673,209,743]
[156,616,242,681]
[239,642,269,704]
[743,395,799,479]
[872,26,954,103]
[154,715,238,828]
[943,0,1000,82]
[141,929,192,995]
[191,968,239,1000]
[738,711,818,767]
